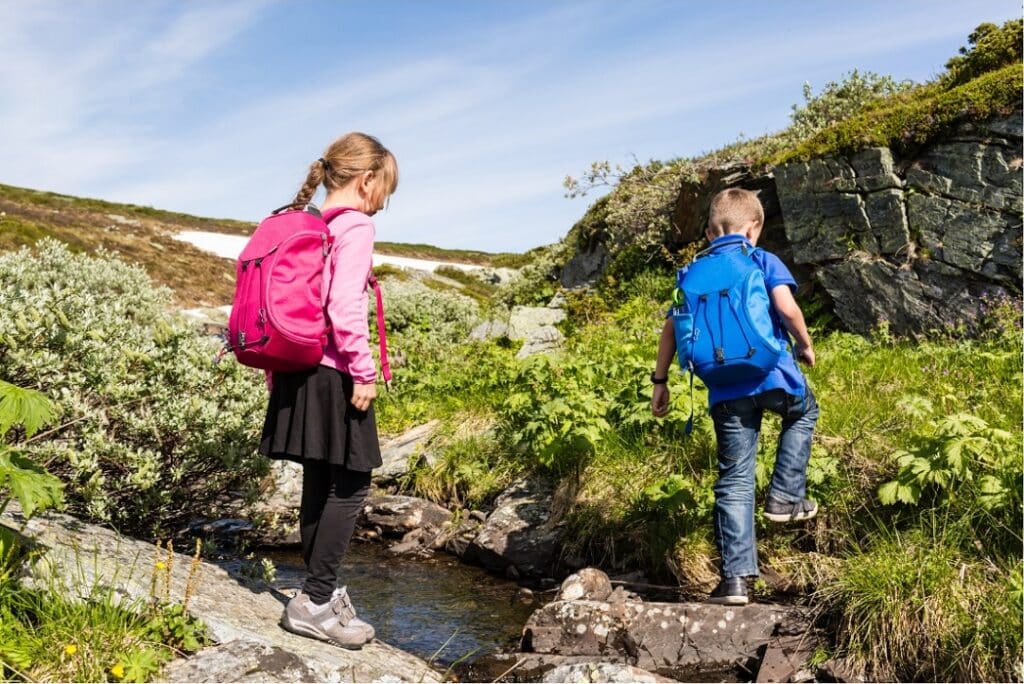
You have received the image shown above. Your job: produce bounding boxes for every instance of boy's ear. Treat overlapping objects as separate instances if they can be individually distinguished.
[705,228,716,242]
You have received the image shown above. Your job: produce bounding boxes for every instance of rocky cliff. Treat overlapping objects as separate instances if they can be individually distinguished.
[567,108,1022,336]
[772,110,1021,335]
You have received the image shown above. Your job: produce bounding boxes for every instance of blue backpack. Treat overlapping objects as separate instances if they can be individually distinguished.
[671,236,785,431]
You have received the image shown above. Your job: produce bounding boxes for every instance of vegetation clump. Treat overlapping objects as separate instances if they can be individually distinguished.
[0,240,267,537]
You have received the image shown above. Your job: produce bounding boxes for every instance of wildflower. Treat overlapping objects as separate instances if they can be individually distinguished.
[155,561,167,570]
[64,644,78,656]
[110,662,126,679]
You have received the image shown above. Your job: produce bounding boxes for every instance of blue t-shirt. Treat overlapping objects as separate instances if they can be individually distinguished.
[671,234,807,407]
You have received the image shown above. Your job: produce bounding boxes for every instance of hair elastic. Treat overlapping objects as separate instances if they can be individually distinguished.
[318,157,331,173]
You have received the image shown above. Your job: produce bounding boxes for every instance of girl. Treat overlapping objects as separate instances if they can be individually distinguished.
[260,132,398,650]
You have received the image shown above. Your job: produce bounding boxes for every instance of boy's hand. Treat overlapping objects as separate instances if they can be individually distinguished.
[795,344,816,367]
[652,384,670,417]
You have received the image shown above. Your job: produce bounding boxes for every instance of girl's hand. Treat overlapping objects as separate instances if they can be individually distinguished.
[351,382,377,412]
[652,384,670,417]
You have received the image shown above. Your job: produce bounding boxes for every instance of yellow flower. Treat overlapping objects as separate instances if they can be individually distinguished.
[155,561,167,570]
[110,662,125,679]
[64,644,78,656]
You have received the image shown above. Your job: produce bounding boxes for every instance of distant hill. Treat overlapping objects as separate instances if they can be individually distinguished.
[0,183,520,307]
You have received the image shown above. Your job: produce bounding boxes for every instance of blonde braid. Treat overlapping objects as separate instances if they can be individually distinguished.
[291,160,326,209]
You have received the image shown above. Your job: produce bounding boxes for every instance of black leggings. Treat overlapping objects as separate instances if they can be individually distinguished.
[300,461,371,604]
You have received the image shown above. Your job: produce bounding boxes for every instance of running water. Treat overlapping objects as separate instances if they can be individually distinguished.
[264,542,539,667]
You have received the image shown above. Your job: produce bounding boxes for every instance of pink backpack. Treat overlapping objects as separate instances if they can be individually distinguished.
[226,205,391,379]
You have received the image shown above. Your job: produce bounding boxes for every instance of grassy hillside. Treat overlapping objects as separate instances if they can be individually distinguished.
[0,182,521,307]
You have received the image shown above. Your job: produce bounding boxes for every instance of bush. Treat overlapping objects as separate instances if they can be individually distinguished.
[944,19,1023,87]
[0,240,266,537]
[377,277,479,342]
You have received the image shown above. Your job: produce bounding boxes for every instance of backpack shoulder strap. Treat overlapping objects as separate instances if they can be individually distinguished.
[321,206,356,224]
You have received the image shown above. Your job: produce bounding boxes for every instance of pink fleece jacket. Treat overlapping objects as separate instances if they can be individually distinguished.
[320,210,376,383]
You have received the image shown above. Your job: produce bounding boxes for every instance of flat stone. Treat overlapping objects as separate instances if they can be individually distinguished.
[1,503,440,682]
[522,597,809,673]
[469,319,510,341]
[542,662,676,683]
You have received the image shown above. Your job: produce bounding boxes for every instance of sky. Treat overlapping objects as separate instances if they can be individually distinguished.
[0,1,1018,253]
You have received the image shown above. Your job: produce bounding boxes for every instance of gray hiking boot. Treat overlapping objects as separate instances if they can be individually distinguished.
[280,592,368,649]
[763,496,818,523]
[330,586,375,642]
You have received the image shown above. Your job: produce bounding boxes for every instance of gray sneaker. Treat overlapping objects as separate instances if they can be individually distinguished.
[330,586,375,642]
[280,592,368,649]
[763,497,818,523]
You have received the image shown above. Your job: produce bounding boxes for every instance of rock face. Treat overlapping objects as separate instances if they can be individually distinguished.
[516,325,566,360]
[560,243,608,288]
[465,476,563,578]
[772,112,1022,336]
[1,504,440,683]
[521,569,811,676]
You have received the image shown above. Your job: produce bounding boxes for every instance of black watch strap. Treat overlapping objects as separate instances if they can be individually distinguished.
[650,371,668,385]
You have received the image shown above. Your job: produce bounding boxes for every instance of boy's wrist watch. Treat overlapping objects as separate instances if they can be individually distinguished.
[650,371,668,385]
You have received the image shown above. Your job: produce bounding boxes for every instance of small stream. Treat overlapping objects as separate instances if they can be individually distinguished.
[264,542,539,668]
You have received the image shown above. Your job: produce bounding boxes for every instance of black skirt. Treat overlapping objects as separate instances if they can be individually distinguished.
[259,365,382,471]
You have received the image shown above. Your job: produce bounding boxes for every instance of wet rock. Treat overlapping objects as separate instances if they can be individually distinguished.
[375,421,440,486]
[541,661,675,683]
[465,476,563,578]
[361,495,452,538]
[516,325,565,359]
[558,568,613,602]
[522,596,810,673]
[508,305,566,340]
[1,502,440,682]
[514,587,536,605]
[441,517,482,558]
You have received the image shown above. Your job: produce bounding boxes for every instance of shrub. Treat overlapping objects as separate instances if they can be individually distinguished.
[0,240,266,537]
[376,277,479,342]
[944,19,1023,86]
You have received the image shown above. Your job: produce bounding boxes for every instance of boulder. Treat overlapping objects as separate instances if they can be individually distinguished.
[755,634,818,683]
[1,503,440,682]
[361,494,452,539]
[508,306,567,340]
[465,476,563,578]
[558,568,614,602]
[542,662,675,683]
[469,319,510,341]
[521,596,810,673]
[375,420,439,486]
[516,325,565,359]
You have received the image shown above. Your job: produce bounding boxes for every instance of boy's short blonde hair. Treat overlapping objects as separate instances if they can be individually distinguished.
[707,188,764,237]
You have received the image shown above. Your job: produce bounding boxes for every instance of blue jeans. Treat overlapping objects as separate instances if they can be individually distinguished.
[710,388,819,578]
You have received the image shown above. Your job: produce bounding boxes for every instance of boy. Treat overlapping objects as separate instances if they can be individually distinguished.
[650,188,819,606]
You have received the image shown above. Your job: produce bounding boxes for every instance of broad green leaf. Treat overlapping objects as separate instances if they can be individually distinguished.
[0,380,56,438]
